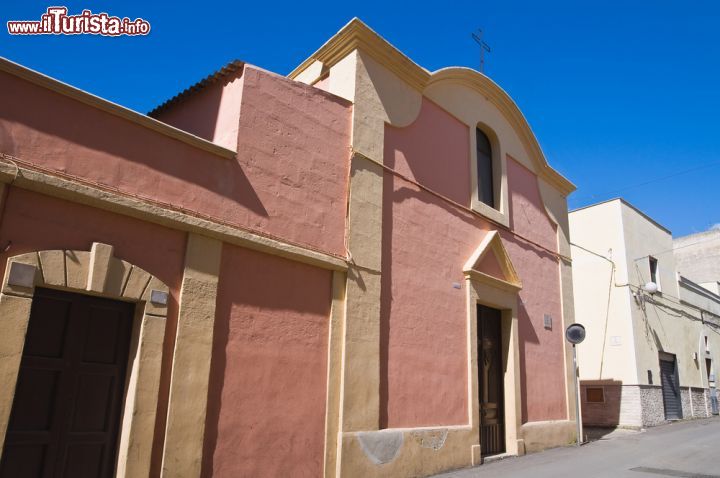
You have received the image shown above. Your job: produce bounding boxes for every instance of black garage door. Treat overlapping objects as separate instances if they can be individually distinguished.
[659,355,682,421]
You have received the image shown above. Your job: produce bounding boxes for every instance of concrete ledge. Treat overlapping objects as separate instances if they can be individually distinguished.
[520,420,577,453]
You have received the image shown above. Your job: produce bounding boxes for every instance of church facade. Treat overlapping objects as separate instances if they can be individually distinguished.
[0,19,577,478]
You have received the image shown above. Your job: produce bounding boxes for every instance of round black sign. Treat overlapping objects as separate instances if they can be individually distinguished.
[565,323,586,344]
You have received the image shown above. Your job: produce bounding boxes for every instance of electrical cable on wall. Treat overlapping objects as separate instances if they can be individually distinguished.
[569,241,720,378]
[569,243,623,379]
[353,149,572,262]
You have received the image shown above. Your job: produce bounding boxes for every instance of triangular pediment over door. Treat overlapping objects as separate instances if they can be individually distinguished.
[463,231,522,292]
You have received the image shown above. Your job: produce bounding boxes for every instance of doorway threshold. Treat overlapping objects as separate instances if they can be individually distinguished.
[483,452,516,464]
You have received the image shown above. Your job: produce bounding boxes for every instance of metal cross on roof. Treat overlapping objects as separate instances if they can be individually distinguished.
[471,29,491,73]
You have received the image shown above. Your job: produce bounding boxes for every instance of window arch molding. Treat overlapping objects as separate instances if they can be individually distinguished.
[471,121,509,227]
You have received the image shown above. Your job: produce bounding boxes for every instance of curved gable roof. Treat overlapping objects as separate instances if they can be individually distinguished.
[289,18,575,196]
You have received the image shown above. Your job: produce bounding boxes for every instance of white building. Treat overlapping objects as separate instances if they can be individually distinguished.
[570,199,719,428]
[674,227,720,286]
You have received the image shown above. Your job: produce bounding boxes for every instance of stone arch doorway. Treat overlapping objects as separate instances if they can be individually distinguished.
[0,242,169,477]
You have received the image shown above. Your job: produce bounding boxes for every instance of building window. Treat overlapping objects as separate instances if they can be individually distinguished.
[648,256,662,292]
[476,128,495,208]
[648,257,658,283]
[586,387,604,403]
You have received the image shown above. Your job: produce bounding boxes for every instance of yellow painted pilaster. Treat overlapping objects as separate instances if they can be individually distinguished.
[161,234,222,478]
[324,271,347,478]
[0,294,32,455]
[116,310,167,478]
[340,158,384,433]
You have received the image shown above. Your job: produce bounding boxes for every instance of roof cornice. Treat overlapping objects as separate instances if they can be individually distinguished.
[289,18,576,196]
[679,275,720,303]
[289,18,431,91]
[427,68,576,196]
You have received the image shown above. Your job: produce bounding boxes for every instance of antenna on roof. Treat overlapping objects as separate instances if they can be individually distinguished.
[471,29,491,73]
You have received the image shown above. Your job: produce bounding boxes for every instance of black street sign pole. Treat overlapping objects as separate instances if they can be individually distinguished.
[566,323,586,447]
[573,343,581,447]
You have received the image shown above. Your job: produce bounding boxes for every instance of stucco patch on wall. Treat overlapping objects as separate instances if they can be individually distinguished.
[357,430,404,464]
[411,429,448,450]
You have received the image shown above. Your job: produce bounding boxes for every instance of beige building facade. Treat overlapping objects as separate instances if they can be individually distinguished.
[570,199,720,428]
[674,227,720,286]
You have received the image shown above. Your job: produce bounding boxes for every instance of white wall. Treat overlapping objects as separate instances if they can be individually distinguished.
[570,200,639,385]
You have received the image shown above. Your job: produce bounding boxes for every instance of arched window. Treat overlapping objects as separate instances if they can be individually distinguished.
[476,128,494,207]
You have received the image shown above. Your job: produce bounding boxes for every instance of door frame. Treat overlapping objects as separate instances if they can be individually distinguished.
[477,304,506,456]
[466,276,522,463]
[0,243,169,478]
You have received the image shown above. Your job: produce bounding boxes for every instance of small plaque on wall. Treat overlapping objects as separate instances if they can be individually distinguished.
[544,314,552,330]
[8,262,36,288]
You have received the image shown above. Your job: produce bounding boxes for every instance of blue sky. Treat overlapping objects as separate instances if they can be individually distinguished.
[2,1,719,237]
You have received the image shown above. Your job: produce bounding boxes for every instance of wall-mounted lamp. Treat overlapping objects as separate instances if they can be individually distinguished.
[642,282,659,295]
[633,281,659,309]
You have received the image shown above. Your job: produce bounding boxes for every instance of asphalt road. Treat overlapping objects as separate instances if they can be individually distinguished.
[433,417,720,478]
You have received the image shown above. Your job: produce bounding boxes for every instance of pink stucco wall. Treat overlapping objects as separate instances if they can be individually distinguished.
[382,97,566,428]
[313,75,330,92]
[387,99,471,206]
[502,158,565,422]
[0,187,185,288]
[477,250,506,280]
[381,98,478,427]
[233,67,351,255]
[0,187,186,476]
[152,72,244,151]
[0,65,351,257]
[202,244,331,478]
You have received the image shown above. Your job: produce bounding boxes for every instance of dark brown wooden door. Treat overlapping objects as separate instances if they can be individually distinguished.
[478,304,505,456]
[0,288,134,478]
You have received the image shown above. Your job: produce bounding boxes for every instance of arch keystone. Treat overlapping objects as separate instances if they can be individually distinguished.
[87,242,114,293]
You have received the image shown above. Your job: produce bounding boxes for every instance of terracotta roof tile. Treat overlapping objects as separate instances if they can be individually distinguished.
[148,60,244,116]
